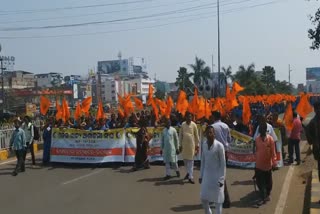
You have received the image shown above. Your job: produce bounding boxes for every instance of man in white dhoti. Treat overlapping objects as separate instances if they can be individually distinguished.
[199,126,226,214]
[160,118,180,180]
[179,112,200,184]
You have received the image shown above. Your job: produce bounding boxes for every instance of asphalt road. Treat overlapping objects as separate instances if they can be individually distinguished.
[0,142,311,214]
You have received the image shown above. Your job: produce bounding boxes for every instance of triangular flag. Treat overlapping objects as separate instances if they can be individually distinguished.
[40,96,51,115]
[232,82,244,94]
[81,97,92,113]
[147,84,154,106]
[134,97,144,110]
[296,93,313,119]
[74,101,82,121]
[283,103,293,131]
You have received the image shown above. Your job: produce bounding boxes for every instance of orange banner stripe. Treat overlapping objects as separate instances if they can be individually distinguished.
[51,148,123,157]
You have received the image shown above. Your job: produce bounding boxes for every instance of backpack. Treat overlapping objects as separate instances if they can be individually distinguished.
[33,125,40,141]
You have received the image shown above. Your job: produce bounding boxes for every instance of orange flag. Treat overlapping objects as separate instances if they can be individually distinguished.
[176,90,189,117]
[296,93,313,119]
[55,99,62,120]
[147,84,154,106]
[196,97,205,120]
[123,94,134,115]
[226,85,238,112]
[134,97,144,110]
[74,101,82,120]
[40,96,51,115]
[151,99,159,121]
[242,96,251,125]
[232,82,244,94]
[156,98,167,115]
[165,96,174,118]
[205,99,211,119]
[62,98,70,123]
[188,88,199,115]
[283,103,293,131]
[118,106,125,118]
[81,97,92,113]
[96,99,104,120]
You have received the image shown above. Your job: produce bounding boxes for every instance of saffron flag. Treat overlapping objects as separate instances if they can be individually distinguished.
[296,93,313,119]
[40,96,51,115]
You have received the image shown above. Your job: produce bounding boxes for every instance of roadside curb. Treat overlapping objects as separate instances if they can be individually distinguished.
[311,168,320,213]
[0,143,43,161]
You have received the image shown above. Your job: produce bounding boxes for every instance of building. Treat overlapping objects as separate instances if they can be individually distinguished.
[8,70,35,89]
[35,73,64,88]
[297,84,305,93]
[64,75,82,86]
[306,67,320,93]
[97,56,147,76]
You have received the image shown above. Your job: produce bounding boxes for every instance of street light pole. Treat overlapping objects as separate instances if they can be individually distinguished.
[217,0,221,96]
[0,44,4,114]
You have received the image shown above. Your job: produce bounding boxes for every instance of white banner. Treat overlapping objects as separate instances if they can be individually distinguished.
[51,128,125,163]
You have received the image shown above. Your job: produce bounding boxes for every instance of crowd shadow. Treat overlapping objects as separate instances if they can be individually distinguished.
[170,204,202,212]
[231,191,260,208]
[231,180,254,186]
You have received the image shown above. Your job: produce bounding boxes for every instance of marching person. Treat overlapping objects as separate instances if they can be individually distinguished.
[179,112,200,184]
[254,121,277,206]
[288,112,303,165]
[306,101,320,181]
[10,119,27,176]
[22,116,36,167]
[133,126,151,171]
[160,118,180,180]
[42,118,53,165]
[210,111,231,208]
[199,126,226,214]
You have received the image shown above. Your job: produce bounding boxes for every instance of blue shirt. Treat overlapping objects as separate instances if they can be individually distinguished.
[10,128,27,150]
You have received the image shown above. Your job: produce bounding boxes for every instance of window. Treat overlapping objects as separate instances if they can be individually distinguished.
[111,84,115,88]
[112,90,115,93]
[112,97,116,101]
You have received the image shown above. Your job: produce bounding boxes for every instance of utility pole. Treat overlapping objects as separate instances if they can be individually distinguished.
[288,64,292,86]
[0,44,4,114]
[217,0,221,96]
[211,54,214,97]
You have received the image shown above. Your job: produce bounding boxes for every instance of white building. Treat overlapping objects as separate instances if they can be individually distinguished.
[35,73,64,88]
[98,74,154,104]
[101,77,119,103]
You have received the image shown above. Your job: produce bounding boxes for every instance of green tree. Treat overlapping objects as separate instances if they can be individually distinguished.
[175,67,194,95]
[189,57,211,88]
[220,66,233,86]
[233,63,267,95]
[274,80,292,94]
[261,66,276,88]
[155,90,166,100]
[309,3,320,50]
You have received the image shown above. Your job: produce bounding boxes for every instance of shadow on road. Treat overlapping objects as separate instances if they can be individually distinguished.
[155,179,184,186]
[231,180,254,186]
[231,191,259,208]
[137,177,164,182]
[170,204,202,212]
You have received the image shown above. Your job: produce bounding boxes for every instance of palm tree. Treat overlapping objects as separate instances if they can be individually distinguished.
[220,66,233,88]
[175,67,194,94]
[234,63,257,86]
[189,57,211,88]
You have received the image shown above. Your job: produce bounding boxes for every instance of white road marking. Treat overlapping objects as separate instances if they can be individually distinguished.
[274,142,307,214]
[274,165,295,214]
[62,169,104,185]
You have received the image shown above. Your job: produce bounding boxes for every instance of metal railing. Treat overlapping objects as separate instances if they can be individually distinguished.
[0,128,14,149]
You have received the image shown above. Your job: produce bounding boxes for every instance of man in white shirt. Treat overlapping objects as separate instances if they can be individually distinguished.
[210,111,231,208]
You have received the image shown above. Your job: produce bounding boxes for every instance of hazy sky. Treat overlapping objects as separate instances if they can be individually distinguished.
[1,0,319,86]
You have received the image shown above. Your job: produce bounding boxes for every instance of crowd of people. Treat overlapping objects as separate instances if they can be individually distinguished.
[7,99,320,214]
